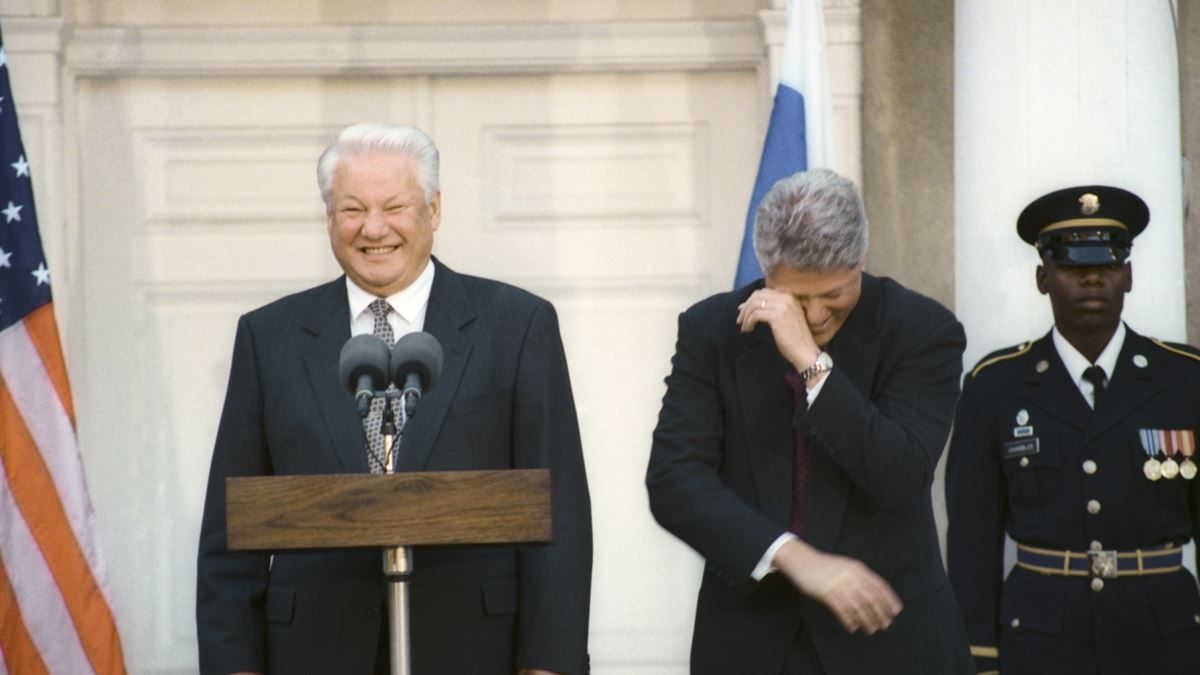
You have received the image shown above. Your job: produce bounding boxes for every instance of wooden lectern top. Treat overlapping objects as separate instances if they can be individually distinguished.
[226,469,552,551]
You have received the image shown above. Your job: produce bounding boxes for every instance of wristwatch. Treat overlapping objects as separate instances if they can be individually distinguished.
[799,351,833,382]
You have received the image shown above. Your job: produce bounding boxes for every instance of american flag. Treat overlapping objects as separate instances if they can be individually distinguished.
[0,26,127,674]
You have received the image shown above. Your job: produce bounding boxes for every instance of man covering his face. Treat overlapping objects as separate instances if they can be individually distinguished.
[647,169,972,674]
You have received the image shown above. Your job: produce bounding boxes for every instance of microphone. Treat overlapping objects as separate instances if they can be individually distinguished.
[390,332,443,407]
[338,334,391,417]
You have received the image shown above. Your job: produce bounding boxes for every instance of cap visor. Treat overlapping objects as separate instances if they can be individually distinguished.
[1050,245,1125,266]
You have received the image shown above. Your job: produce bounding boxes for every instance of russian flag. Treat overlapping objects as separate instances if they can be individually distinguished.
[734,0,835,288]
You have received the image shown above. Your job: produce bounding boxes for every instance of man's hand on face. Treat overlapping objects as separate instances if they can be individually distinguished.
[773,539,903,635]
[737,289,822,374]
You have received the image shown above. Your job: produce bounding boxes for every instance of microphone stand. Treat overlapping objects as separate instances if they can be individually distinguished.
[380,390,413,675]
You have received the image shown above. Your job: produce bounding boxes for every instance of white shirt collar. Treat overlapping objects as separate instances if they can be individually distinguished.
[345,259,436,329]
[1052,322,1125,403]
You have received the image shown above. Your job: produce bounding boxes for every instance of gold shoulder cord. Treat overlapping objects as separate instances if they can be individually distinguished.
[970,342,1032,378]
[1150,338,1200,363]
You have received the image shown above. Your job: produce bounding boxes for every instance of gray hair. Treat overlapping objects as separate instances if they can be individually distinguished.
[317,123,440,207]
[753,169,869,274]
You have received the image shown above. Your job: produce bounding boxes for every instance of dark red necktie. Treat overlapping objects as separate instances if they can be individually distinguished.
[784,370,810,536]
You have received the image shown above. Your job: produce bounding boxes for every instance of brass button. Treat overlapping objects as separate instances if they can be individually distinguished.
[1194,615,1200,625]
[1010,618,1020,629]
[1083,460,1097,475]
[1091,578,1105,592]
[1087,499,1101,515]
[1020,457,1030,468]
[1089,541,1103,552]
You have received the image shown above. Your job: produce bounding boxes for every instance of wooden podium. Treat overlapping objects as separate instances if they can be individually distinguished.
[226,469,553,675]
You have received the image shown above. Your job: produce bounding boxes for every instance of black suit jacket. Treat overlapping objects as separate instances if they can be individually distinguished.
[196,259,592,674]
[646,273,972,674]
[946,328,1200,674]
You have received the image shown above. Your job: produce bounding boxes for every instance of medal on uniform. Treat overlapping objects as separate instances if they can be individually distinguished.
[1140,429,1163,481]
[1161,430,1181,480]
[1179,430,1197,480]
[1161,456,1180,479]
[1144,457,1163,481]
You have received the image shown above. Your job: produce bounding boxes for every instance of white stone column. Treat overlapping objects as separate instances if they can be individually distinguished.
[955,0,1184,368]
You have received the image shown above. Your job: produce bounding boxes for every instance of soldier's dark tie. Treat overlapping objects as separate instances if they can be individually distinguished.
[364,299,397,473]
[784,370,810,537]
[1083,364,1108,409]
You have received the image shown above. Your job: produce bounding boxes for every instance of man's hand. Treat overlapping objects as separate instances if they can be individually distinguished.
[737,289,822,375]
[773,538,903,634]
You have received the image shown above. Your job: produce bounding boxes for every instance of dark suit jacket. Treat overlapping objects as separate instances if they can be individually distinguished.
[646,273,972,674]
[946,328,1200,674]
[196,259,592,675]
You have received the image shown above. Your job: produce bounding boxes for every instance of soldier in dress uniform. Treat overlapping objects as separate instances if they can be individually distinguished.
[945,185,1200,674]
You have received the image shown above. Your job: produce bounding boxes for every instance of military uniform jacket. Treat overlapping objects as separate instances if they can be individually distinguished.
[946,326,1200,674]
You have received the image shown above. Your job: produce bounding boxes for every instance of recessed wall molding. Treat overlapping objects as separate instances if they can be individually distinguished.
[65,20,767,77]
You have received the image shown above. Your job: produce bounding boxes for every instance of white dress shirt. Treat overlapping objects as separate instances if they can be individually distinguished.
[1052,322,1125,409]
[345,260,435,338]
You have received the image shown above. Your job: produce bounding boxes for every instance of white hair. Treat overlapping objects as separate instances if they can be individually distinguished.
[753,169,869,273]
[317,123,440,206]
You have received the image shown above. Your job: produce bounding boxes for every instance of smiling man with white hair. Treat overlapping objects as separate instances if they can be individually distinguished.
[197,123,593,675]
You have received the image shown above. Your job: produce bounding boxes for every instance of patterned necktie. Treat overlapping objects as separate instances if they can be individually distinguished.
[1083,364,1107,409]
[364,299,397,473]
[784,370,810,536]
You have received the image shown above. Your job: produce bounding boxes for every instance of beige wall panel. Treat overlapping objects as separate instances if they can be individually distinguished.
[482,124,707,230]
[72,0,760,25]
[429,72,757,288]
[1,0,57,16]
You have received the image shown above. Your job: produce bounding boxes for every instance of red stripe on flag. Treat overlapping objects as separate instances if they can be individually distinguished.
[0,382,126,674]
[24,305,75,424]
[0,556,50,675]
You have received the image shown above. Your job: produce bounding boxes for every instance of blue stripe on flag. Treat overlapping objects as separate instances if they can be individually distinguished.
[733,83,808,288]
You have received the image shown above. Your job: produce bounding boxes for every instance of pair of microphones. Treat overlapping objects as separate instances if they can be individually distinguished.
[338,332,443,418]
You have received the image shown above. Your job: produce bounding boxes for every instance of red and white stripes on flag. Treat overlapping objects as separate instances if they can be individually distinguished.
[0,26,127,675]
[0,308,125,674]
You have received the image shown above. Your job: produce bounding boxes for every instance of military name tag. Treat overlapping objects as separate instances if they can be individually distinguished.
[1003,438,1040,459]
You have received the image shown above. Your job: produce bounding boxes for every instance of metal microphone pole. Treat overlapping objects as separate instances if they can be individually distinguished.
[381,392,412,675]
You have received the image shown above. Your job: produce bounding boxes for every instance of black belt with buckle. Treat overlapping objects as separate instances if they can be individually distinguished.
[1015,542,1183,578]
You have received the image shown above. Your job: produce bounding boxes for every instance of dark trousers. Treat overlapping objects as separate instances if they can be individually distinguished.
[374,613,389,675]
[781,623,825,674]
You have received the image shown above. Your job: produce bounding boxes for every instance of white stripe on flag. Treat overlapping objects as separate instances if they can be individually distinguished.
[781,0,834,169]
[0,460,95,674]
[0,322,107,580]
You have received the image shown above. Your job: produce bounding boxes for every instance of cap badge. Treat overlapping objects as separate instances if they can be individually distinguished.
[1079,193,1100,216]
